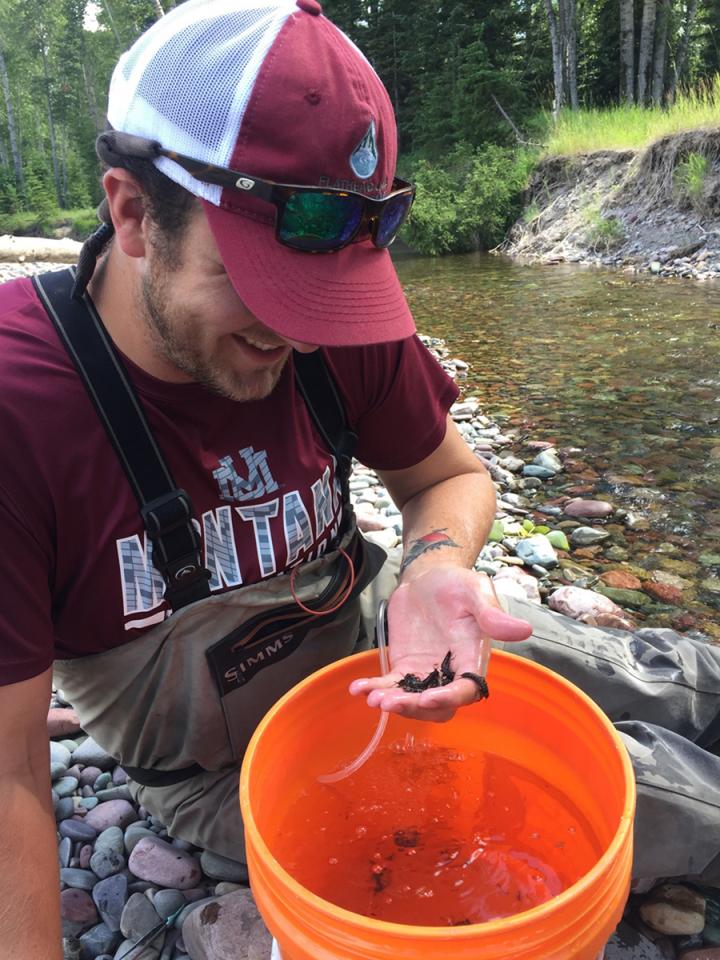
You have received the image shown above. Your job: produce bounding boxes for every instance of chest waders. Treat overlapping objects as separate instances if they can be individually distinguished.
[33,268,386,860]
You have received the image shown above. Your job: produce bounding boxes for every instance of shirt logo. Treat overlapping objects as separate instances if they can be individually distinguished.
[350,120,378,180]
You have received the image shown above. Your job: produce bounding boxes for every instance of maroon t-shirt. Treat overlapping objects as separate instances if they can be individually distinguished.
[0,276,458,685]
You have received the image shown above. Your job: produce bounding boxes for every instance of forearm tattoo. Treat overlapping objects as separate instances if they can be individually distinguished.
[400,528,460,573]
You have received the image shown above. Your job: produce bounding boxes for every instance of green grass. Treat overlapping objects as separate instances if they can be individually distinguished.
[544,76,720,156]
[0,207,98,240]
[674,151,711,208]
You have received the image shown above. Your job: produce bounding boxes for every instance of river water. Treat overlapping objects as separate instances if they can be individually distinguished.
[395,252,720,637]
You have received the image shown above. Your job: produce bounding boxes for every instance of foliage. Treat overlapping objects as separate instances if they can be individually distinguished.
[582,199,627,252]
[0,206,97,239]
[674,150,711,209]
[544,75,720,155]
[401,144,537,255]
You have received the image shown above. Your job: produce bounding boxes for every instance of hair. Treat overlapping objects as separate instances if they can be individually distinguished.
[73,136,197,300]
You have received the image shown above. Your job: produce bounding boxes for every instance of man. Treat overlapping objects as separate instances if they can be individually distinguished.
[0,2,533,957]
[1,3,719,958]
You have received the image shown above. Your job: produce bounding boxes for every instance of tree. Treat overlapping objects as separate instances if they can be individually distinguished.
[619,0,635,103]
[637,0,657,104]
[651,0,672,103]
[0,46,23,195]
[669,0,700,100]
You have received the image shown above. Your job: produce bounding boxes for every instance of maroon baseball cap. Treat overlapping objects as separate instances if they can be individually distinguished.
[107,0,416,347]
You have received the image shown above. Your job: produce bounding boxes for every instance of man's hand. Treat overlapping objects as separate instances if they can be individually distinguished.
[349,567,532,722]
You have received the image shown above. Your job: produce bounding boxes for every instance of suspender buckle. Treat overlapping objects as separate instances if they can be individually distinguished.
[141,490,211,594]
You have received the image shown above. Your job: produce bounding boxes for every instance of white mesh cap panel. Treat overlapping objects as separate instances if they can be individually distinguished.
[107,0,296,205]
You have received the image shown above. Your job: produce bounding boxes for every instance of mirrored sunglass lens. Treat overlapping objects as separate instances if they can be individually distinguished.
[280,193,362,250]
[375,194,413,247]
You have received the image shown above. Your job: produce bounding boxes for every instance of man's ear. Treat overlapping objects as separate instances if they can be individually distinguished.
[102,168,149,259]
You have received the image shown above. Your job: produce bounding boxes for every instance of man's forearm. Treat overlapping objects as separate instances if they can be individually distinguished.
[0,764,62,959]
[398,468,496,584]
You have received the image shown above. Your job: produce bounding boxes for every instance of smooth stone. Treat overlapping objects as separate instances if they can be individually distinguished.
[680,951,720,959]
[125,825,158,854]
[182,887,210,903]
[79,845,94,870]
[114,941,160,960]
[600,570,643,591]
[523,464,556,479]
[84,799,139,832]
[174,897,216,930]
[214,882,243,896]
[59,835,73,868]
[492,566,542,604]
[78,922,121,960]
[61,888,99,925]
[48,706,82,738]
[78,797,99,811]
[514,534,558,570]
[79,766,103,787]
[96,785,133,803]
[90,849,126,879]
[120,892,162,941]
[73,737,116,770]
[153,888,186,920]
[63,933,83,957]
[548,585,622,621]
[604,921,671,958]
[181,890,272,960]
[93,772,112,791]
[546,529,570,551]
[533,449,562,473]
[564,498,613,518]
[199,851,248,884]
[128,837,203,890]
[129,881,159,894]
[51,742,72,769]
[594,584,654,610]
[52,761,69,781]
[59,819,97,842]
[640,883,705,935]
[92,874,129,932]
[96,826,125,858]
[570,526,610,547]
[61,868,98,892]
[112,767,128,786]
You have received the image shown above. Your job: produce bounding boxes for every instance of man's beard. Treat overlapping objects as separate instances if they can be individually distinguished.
[138,261,289,403]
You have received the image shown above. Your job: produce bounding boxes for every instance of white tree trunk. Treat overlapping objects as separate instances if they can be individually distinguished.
[637,0,657,105]
[619,0,635,104]
[544,0,565,119]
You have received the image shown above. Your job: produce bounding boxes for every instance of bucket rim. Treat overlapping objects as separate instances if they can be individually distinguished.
[240,647,636,940]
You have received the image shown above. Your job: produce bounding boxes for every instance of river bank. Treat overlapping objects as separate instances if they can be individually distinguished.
[501,129,720,282]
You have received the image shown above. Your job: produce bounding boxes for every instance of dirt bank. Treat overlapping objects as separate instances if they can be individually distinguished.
[501,128,720,280]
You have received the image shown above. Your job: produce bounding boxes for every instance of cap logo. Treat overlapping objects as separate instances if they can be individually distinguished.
[349,120,378,180]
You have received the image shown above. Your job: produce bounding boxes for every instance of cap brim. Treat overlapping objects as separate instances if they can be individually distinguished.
[202,200,416,348]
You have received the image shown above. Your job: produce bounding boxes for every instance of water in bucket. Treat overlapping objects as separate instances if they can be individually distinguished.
[272,731,603,927]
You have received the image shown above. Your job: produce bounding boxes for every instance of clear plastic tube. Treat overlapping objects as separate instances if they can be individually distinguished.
[317,600,390,784]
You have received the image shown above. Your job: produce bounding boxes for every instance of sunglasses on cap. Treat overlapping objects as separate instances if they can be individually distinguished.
[97,132,415,254]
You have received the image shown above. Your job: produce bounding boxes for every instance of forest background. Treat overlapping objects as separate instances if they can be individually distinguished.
[1,0,720,255]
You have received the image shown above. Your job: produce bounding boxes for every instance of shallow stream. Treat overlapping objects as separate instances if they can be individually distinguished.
[396,253,720,637]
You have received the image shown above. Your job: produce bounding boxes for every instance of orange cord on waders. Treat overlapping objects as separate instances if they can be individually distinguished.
[289,547,355,616]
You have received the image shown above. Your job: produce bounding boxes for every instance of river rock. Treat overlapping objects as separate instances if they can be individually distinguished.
[59,819,97,842]
[639,884,705,935]
[48,707,82,737]
[643,581,684,604]
[548,585,622,621]
[61,868,98,892]
[600,570,642,591]
[199,850,249,884]
[92,874,128,932]
[153,888,186,920]
[181,891,272,960]
[72,736,115,770]
[514,535,558,569]
[61,888,99,926]
[90,848,126,879]
[78,766,102,787]
[84,799,138,832]
[595,584,654,610]
[51,741,72,771]
[564,498,613,518]
[128,837,203,889]
[570,526,610,547]
[605,921,672,959]
[125,824,158,854]
[523,464,556,479]
[679,952,720,960]
[534,449,562,473]
[114,941,160,960]
[95,826,125,858]
[78,922,120,960]
[59,835,73,868]
[120,892,162,941]
[492,566,542,604]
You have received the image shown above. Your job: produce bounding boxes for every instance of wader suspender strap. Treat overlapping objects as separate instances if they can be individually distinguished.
[33,268,212,612]
[33,268,358,612]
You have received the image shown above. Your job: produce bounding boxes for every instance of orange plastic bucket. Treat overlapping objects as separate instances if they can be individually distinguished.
[240,649,635,960]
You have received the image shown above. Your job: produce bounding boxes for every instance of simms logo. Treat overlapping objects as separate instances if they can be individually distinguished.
[222,633,296,688]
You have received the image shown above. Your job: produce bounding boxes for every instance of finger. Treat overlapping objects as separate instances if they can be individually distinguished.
[366,688,458,723]
[349,673,402,696]
[474,603,533,642]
